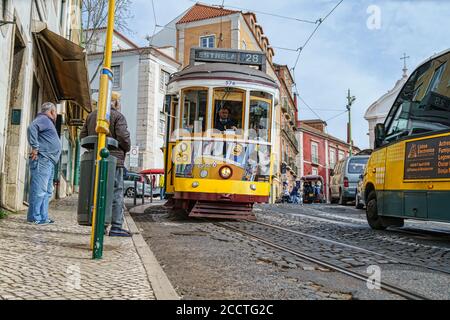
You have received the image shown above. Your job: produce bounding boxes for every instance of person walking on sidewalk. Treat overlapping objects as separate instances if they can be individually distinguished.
[80,92,132,237]
[27,102,61,225]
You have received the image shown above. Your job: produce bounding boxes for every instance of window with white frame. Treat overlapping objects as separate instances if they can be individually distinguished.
[160,70,170,91]
[200,35,215,48]
[338,150,345,160]
[329,148,336,168]
[111,65,121,89]
[312,167,318,176]
[311,141,319,164]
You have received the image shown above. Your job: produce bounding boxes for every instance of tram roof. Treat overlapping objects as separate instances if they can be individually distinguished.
[168,63,278,89]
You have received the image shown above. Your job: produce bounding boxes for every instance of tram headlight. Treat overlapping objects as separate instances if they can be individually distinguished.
[200,170,208,178]
[219,166,233,179]
[250,184,257,191]
[192,181,199,188]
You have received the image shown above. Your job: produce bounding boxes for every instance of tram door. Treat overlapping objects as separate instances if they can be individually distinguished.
[164,96,178,194]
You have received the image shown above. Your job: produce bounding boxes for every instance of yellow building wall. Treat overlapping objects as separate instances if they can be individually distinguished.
[182,21,232,67]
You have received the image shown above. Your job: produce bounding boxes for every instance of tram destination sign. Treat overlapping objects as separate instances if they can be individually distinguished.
[190,48,266,71]
[404,135,450,180]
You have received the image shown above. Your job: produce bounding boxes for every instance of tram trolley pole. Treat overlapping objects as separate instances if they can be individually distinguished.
[92,148,110,259]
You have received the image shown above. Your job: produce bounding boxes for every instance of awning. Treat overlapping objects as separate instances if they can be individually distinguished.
[33,26,91,112]
[140,169,165,175]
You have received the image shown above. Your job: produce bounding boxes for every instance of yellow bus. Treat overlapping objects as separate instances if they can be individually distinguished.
[363,49,450,229]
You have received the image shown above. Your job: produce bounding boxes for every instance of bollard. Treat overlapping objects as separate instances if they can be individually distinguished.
[93,148,110,260]
[133,179,137,206]
[150,174,153,203]
[142,176,145,205]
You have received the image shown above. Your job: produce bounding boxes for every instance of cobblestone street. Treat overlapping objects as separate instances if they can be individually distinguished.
[0,197,155,300]
[130,202,450,300]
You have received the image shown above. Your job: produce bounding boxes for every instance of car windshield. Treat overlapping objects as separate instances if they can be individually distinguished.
[348,158,368,174]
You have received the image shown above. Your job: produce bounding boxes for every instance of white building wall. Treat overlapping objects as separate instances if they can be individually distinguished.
[0,0,76,210]
[88,47,179,172]
[88,53,140,147]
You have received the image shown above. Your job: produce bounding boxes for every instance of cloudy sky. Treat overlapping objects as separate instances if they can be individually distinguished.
[125,0,450,149]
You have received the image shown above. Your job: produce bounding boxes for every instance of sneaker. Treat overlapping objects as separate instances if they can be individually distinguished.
[109,228,132,237]
[35,219,55,225]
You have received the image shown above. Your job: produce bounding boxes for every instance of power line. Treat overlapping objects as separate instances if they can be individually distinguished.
[325,110,348,122]
[190,0,318,24]
[152,23,299,52]
[291,0,344,72]
[147,0,158,47]
[295,84,323,121]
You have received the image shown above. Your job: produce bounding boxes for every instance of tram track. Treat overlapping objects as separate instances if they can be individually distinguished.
[214,221,429,300]
[249,219,450,276]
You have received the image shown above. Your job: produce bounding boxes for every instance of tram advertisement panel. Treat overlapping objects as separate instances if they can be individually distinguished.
[404,135,450,180]
[175,140,271,181]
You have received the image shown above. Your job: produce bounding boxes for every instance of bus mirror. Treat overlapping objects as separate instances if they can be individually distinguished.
[374,123,385,149]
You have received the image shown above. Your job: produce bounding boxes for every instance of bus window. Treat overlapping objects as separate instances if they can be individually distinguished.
[384,52,450,144]
[249,91,272,142]
[213,88,245,133]
[181,89,208,133]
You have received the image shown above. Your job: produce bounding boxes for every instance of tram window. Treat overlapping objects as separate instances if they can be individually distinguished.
[249,91,272,141]
[213,88,245,133]
[181,89,208,133]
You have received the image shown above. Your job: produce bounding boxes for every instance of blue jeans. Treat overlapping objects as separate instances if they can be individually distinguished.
[112,168,124,229]
[27,157,55,222]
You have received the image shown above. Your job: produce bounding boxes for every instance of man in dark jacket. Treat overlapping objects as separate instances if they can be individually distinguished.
[80,92,131,236]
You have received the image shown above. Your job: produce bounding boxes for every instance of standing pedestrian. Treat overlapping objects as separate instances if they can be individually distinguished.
[27,102,61,225]
[290,185,300,204]
[80,92,131,237]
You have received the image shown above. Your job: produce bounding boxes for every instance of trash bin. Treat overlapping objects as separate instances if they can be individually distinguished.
[77,136,118,226]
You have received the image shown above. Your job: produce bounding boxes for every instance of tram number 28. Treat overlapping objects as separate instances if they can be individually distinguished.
[242,53,262,64]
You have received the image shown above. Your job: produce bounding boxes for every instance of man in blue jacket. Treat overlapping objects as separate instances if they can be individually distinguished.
[27,102,61,225]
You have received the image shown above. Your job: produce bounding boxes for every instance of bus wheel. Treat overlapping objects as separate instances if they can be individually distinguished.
[366,191,386,230]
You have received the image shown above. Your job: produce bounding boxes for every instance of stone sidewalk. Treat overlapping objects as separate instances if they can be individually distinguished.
[0,196,175,300]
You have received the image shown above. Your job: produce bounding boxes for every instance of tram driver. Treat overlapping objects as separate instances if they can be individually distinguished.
[215,104,238,132]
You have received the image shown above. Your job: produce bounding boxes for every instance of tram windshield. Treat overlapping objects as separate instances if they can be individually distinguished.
[181,89,208,133]
[213,88,244,133]
[249,91,272,142]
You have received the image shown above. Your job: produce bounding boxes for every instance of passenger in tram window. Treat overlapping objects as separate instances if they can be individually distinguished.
[214,104,238,131]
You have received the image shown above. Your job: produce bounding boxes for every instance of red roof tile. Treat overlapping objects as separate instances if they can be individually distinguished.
[177,3,239,24]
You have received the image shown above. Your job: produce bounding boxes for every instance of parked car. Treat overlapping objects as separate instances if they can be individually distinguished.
[123,172,159,198]
[330,155,370,205]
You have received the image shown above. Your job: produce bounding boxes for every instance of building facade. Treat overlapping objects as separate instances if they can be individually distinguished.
[87,29,180,172]
[275,64,299,192]
[151,3,302,201]
[0,0,90,211]
[364,72,408,149]
[296,120,360,202]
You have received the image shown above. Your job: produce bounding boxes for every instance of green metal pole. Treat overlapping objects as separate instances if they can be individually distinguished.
[92,148,110,260]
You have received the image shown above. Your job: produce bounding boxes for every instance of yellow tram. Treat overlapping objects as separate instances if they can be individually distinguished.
[163,48,279,219]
